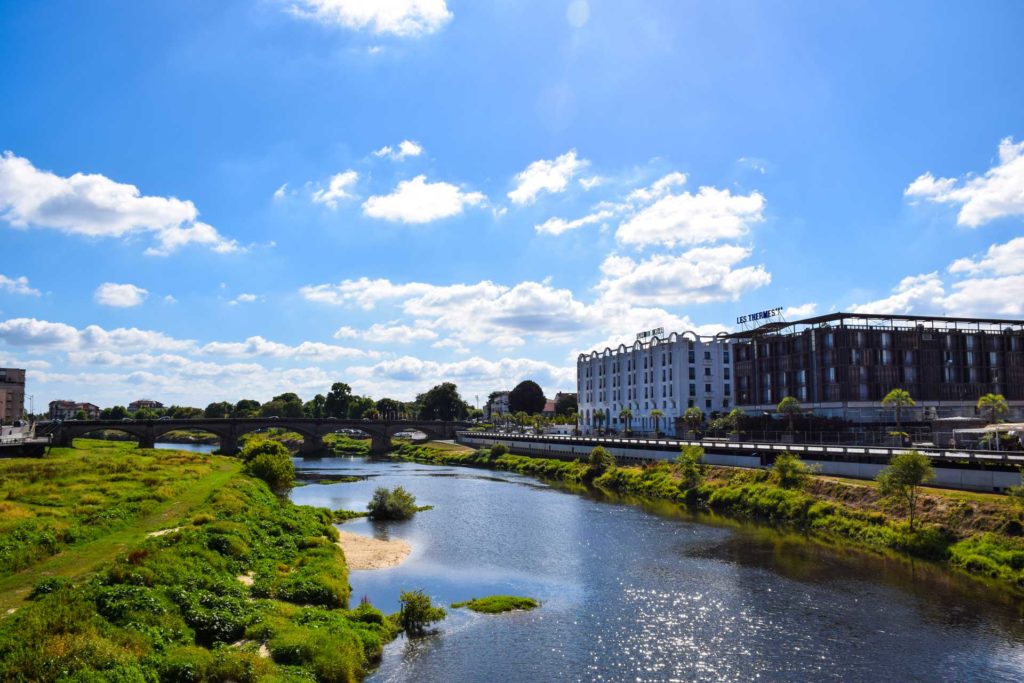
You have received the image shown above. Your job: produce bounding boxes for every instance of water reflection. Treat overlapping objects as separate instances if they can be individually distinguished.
[291,458,1024,683]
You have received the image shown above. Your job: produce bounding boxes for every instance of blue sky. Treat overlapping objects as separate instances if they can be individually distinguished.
[2,0,1023,409]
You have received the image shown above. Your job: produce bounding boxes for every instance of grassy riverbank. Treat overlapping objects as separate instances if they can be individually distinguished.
[0,441,396,681]
[392,443,1024,594]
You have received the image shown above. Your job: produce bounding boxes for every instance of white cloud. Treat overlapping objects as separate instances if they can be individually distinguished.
[579,176,604,190]
[273,183,289,200]
[948,236,1024,276]
[0,274,39,296]
[783,303,818,318]
[311,170,359,208]
[94,282,148,308]
[229,293,258,305]
[616,185,765,248]
[0,151,238,255]
[596,245,771,307]
[199,336,374,362]
[333,322,437,343]
[163,295,177,304]
[508,150,589,205]
[905,137,1024,227]
[849,273,946,315]
[362,175,485,223]
[289,0,453,37]
[0,318,194,352]
[626,171,688,203]
[535,209,614,235]
[373,140,424,160]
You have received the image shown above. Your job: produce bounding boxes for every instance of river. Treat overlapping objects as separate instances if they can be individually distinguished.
[289,456,1024,682]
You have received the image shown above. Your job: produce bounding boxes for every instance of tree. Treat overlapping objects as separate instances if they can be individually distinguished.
[105,405,128,420]
[204,401,234,419]
[771,452,815,488]
[261,393,303,418]
[233,399,261,418]
[683,407,705,434]
[593,409,605,432]
[649,409,665,435]
[977,393,1009,425]
[416,382,469,420]
[588,445,615,472]
[398,590,446,637]
[347,395,375,420]
[675,445,705,488]
[508,380,546,415]
[881,388,915,433]
[367,485,419,520]
[618,407,633,433]
[376,398,401,419]
[726,408,745,434]
[302,394,326,419]
[777,396,802,433]
[241,440,294,491]
[74,410,88,421]
[135,408,159,420]
[876,451,935,530]
[554,393,578,417]
[325,382,353,419]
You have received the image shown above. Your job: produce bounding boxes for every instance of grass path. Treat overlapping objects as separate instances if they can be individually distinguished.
[0,457,241,614]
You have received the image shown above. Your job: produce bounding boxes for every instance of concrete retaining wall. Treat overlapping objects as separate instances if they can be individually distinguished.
[456,435,1021,492]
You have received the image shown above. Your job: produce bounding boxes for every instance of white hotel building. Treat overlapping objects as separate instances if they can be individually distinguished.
[577,331,734,436]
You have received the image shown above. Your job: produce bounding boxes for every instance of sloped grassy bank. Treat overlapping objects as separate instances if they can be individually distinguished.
[0,449,397,681]
[392,443,1024,595]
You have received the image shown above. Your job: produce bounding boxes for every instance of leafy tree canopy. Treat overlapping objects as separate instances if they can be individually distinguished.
[508,380,546,415]
[554,393,578,416]
[325,382,353,418]
[416,382,469,420]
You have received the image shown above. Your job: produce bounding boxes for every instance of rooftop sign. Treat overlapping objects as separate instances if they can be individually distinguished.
[636,327,665,341]
[737,307,783,325]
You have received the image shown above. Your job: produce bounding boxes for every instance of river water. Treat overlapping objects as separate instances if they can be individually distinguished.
[288,457,1024,682]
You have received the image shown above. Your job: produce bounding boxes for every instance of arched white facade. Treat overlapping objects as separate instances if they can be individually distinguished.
[577,332,735,436]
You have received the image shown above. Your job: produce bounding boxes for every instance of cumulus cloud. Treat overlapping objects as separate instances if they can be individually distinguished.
[616,185,765,248]
[333,322,437,343]
[229,293,258,305]
[850,273,946,315]
[905,137,1024,227]
[0,318,194,352]
[508,150,589,205]
[596,245,771,307]
[0,274,39,296]
[535,209,614,236]
[200,336,375,362]
[0,151,238,255]
[948,236,1024,276]
[784,303,818,318]
[373,140,424,160]
[311,170,359,208]
[362,175,485,223]
[95,282,148,308]
[289,0,453,37]
[273,183,289,200]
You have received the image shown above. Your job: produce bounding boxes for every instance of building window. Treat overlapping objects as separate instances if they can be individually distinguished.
[689,384,696,396]
[689,368,696,380]
[724,368,730,380]
[723,350,730,364]
[704,383,711,393]
[705,399,712,409]
[704,350,711,361]
[688,349,695,363]
[723,399,730,408]
[704,367,711,376]
[724,384,731,396]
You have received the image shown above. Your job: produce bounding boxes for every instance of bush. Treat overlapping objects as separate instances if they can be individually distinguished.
[675,445,705,488]
[398,589,446,637]
[244,451,295,491]
[367,486,418,521]
[489,444,509,459]
[588,446,615,473]
[240,439,291,462]
[771,452,815,489]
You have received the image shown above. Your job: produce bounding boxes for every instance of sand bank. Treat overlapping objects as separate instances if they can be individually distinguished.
[336,530,411,570]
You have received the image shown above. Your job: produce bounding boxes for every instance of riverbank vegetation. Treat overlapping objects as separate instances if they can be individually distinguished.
[367,486,432,521]
[391,443,1024,593]
[451,595,539,613]
[0,440,401,681]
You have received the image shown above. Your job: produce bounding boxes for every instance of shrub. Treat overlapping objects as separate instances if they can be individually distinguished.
[367,486,418,521]
[588,446,615,473]
[489,444,509,459]
[771,452,815,489]
[675,445,705,488]
[876,451,935,530]
[240,439,291,463]
[244,451,295,491]
[398,590,446,637]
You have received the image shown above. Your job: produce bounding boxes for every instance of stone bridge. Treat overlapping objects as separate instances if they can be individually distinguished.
[45,418,472,455]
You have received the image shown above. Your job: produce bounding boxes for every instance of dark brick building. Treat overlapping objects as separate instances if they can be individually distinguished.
[730,313,1024,422]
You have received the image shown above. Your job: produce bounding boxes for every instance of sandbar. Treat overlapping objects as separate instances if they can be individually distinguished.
[336,530,411,570]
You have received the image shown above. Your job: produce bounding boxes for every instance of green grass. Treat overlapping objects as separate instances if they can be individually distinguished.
[0,440,397,681]
[451,595,539,613]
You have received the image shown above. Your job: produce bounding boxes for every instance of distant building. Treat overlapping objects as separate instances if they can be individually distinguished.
[729,312,1024,422]
[578,332,733,436]
[542,399,557,417]
[49,400,100,421]
[485,391,510,419]
[0,368,26,423]
[128,399,164,413]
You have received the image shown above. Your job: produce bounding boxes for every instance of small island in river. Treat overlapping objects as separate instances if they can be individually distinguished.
[451,596,540,613]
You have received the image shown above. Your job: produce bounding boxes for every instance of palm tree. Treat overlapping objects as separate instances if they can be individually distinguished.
[777,396,802,434]
[977,393,1009,425]
[594,409,605,433]
[683,406,704,435]
[619,407,633,434]
[649,409,665,436]
[881,388,915,433]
